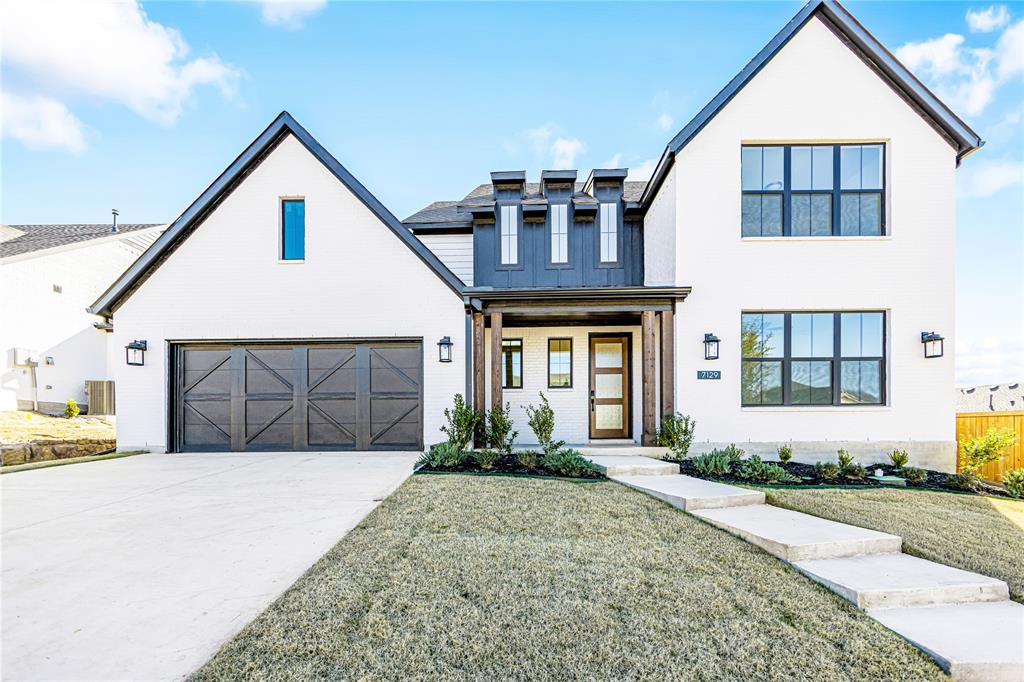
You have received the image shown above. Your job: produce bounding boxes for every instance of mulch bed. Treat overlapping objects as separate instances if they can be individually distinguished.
[417,452,605,480]
[672,459,1012,498]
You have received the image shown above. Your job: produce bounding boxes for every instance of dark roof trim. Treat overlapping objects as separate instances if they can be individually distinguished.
[405,222,473,232]
[89,112,464,315]
[540,170,578,182]
[584,168,629,192]
[465,285,692,303]
[490,171,526,183]
[641,0,983,208]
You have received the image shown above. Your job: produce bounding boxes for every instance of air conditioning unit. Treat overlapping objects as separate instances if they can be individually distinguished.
[8,348,38,366]
[85,380,116,415]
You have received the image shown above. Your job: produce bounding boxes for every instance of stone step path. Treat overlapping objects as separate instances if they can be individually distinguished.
[597,463,1024,682]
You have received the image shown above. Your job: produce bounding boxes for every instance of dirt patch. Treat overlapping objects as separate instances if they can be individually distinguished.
[0,411,115,445]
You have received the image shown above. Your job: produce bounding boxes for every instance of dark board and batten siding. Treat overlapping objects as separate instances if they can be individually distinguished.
[173,341,422,452]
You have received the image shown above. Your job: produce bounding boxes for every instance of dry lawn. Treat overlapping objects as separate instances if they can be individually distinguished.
[0,410,115,444]
[192,475,944,681]
[765,487,1024,601]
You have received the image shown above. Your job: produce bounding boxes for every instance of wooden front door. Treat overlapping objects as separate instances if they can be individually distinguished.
[589,334,630,439]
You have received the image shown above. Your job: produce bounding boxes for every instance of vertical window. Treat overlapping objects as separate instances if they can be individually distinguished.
[500,204,518,265]
[550,204,568,264]
[548,338,572,388]
[741,311,885,406]
[790,146,833,237]
[741,146,784,237]
[501,339,523,389]
[281,199,305,260]
[599,202,618,263]
[840,145,884,236]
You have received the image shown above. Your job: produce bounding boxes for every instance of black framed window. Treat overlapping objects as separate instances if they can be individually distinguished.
[599,202,618,262]
[548,338,572,388]
[741,144,884,237]
[550,204,569,264]
[742,311,885,406]
[500,204,519,265]
[501,338,523,389]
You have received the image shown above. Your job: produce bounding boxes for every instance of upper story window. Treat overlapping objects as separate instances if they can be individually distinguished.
[599,202,618,263]
[550,204,568,264]
[281,199,305,260]
[741,144,884,238]
[500,204,519,265]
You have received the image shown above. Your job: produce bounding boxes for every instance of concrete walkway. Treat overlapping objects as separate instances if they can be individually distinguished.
[595,455,1024,682]
[1,451,418,681]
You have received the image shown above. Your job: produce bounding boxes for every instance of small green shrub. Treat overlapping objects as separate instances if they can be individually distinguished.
[473,449,500,470]
[428,442,467,468]
[843,463,866,480]
[959,428,1019,476]
[525,392,565,455]
[541,449,599,478]
[777,444,793,464]
[441,394,480,450]
[1002,468,1024,499]
[888,449,910,470]
[902,466,927,485]
[707,444,745,464]
[64,399,80,419]
[516,450,539,469]
[737,455,799,483]
[946,473,977,491]
[815,461,841,481]
[655,413,696,460]
[691,452,732,477]
[486,402,518,455]
[837,449,854,470]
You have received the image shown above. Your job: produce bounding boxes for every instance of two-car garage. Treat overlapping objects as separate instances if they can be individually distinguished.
[173,341,423,452]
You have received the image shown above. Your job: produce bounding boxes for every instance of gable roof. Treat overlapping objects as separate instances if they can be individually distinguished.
[640,0,984,208]
[1,223,164,259]
[89,112,464,316]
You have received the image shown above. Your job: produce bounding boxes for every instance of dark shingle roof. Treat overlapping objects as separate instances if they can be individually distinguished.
[404,181,648,226]
[0,223,164,258]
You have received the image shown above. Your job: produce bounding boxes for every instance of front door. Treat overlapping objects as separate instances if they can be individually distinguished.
[589,334,630,439]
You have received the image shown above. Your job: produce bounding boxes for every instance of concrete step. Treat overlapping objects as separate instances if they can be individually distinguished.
[869,601,1024,682]
[690,504,902,561]
[584,455,677,477]
[613,474,765,511]
[794,553,1010,610]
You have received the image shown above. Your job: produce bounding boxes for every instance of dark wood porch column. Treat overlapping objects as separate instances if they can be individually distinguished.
[490,311,503,412]
[659,308,675,418]
[641,310,656,445]
[472,311,485,417]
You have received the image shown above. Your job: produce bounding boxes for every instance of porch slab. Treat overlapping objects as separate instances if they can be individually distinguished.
[612,474,765,511]
[690,504,902,562]
[869,601,1024,682]
[583,455,677,476]
[795,553,1009,610]
[578,445,671,458]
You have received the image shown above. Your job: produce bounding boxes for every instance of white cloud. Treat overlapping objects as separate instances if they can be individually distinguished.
[956,337,1024,386]
[959,160,1024,198]
[1,92,85,153]
[966,6,1011,33]
[551,137,586,170]
[656,112,674,131]
[2,0,239,126]
[996,18,1024,80]
[628,158,658,181]
[505,123,587,170]
[257,0,327,29]
[601,153,624,168]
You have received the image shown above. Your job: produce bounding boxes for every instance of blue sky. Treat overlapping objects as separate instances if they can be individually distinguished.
[2,1,1021,385]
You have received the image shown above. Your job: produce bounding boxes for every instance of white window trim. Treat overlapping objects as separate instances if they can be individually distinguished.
[500,204,519,266]
[599,202,618,263]
[550,204,568,264]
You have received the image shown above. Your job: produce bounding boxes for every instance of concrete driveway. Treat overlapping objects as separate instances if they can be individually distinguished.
[1,451,418,681]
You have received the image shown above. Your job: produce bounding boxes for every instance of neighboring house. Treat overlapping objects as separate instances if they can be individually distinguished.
[1,222,166,414]
[89,0,980,472]
[957,383,1023,413]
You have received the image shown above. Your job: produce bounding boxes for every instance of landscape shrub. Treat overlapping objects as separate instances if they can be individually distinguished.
[1002,468,1024,499]
[516,450,539,469]
[525,393,565,455]
[777,444,793,464]
[902,466,927,485]
[837,449,854,470]
[691,452,732,477]
[737,455,799,483]
[888,449,909,470]
[959,428,1019,477]
[843,462,866,480]
[486,402,518,455]
[655,413,696,460]
[815,461,841,481]
[946,473,977,491]
[64,399,80,419]
[541,449,599,478]
[428,442,467,468]
[441,394,480,450]
[473,449,500,470]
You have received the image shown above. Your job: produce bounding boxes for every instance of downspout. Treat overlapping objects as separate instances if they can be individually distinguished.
[464,301,473,403]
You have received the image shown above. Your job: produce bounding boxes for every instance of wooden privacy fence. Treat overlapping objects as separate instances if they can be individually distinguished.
[956,411,1024,482]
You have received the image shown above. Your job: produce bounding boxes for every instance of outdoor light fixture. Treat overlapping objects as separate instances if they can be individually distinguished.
[703,333,720,361]
[125,340,147,366]
[921,331,944,359]
[437,336,453,363]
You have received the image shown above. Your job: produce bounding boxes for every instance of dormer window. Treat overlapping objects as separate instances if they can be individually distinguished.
[550,204,568,264]
[500,204,518,265]
[599,202,618,263]
[281,198,305,261]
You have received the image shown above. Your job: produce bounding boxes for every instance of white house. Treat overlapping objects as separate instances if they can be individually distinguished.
[89,0,980,471]
[1,222,166,414]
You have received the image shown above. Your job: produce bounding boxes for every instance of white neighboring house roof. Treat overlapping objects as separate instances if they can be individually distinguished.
[957,383,1024,413]
[0,223,168,263]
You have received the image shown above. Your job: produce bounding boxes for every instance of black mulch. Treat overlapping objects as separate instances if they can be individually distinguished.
[417,452,605,480]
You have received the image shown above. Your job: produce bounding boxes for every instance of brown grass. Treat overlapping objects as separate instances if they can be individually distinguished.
[764,487,1024,601]
[0,410,115,444]
[192,475,944,681]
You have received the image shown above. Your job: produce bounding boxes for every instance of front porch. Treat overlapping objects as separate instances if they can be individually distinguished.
[466,286,690,446]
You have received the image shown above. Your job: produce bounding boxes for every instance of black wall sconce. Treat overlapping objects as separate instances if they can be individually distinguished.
[437,336,453,363]
[703,333,720,361]
[126,340,147,366]
[921,332,944,359]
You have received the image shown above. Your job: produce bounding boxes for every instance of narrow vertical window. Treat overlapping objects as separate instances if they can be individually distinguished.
[500,204,518,265]
[281,199,305,260]
[550,204,568,264]
[501,339,523,389]
[599,202,618,263]
[840,145,884,236]
[547,338,572,388]
[741,146,784,237]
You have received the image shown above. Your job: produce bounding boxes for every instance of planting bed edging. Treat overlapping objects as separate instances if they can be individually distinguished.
[0,438,117,466]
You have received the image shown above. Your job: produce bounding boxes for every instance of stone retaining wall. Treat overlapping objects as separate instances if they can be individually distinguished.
[0,439,117,466]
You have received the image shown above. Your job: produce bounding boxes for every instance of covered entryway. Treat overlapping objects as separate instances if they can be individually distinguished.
[173,341,422,452]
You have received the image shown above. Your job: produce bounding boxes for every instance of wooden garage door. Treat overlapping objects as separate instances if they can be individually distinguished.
[174,342,422,452]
